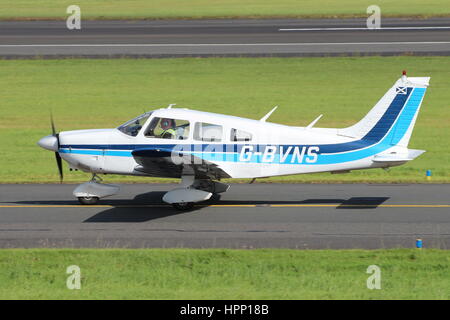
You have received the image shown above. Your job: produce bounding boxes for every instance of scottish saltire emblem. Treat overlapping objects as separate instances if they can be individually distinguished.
[396,87,407,94]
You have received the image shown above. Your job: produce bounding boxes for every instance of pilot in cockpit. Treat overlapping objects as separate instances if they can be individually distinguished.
[160,118,177,139]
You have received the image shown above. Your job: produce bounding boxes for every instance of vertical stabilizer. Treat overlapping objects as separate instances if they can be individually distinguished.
[339,72,429,148]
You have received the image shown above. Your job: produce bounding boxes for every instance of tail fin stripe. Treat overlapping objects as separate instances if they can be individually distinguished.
[361,88,412,142]
[390,88,426,145]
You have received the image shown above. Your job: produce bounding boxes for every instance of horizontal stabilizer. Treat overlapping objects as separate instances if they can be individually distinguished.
[373,148,425,163]
[407,148,426,159]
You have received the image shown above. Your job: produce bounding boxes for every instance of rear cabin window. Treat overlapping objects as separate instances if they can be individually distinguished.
[194,122,223,142]
[144,117,190,140]
[230,128,252,142]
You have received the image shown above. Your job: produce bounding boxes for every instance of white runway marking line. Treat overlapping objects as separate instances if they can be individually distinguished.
[279,26,450,31]
[1,41,450,47]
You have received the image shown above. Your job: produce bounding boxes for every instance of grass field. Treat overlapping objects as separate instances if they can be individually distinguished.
[1,0,450,20]
[0,56,449,184]
[0,249,448,299]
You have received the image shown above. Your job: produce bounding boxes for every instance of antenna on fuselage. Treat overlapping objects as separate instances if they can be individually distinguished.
[167,103,176,109]
[260,106,278,122]
[306,114,323,129]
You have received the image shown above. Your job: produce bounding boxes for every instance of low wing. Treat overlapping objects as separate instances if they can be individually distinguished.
[131,147,230,179]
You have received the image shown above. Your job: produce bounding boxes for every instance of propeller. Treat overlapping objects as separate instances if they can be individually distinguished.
[50,113,63,183]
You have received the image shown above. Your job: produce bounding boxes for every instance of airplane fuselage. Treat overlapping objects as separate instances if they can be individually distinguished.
[54,107,400,180]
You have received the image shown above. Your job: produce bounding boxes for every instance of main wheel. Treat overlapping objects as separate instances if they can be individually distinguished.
[77,196,99,205]
[172,202,194,211]
[208,193,222,203]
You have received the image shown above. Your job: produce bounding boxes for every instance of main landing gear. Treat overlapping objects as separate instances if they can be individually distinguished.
[77,196,100,205]
[162,176,229,210]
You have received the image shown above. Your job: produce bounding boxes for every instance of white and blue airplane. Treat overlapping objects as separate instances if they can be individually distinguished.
[38,72,429,209]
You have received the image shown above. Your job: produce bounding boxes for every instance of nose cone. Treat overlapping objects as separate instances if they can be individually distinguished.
[37,135,58,151]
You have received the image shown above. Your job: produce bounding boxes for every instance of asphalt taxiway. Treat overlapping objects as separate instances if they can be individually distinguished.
[0,183,448,249]
[1,18,450,57]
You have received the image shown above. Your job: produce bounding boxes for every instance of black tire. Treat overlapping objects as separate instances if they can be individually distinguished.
[208,193,222,203]
[78,196,99,205]
[172,202,194,211]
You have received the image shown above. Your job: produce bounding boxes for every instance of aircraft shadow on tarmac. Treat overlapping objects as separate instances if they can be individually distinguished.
[4,191,389,223]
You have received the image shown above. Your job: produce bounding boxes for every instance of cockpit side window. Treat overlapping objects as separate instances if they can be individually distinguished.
[231,128,252,142]
[117,112,152,137]
[144,117,190,140]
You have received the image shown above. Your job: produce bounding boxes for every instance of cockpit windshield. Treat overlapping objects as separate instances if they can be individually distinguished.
[117,112,152,137]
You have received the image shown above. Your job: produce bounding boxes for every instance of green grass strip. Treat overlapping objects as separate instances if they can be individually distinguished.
[0,249,448,299]
[1,0,450,20]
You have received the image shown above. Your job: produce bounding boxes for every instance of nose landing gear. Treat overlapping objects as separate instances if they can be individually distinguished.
[73,174,120,205]
[172,202,195,211]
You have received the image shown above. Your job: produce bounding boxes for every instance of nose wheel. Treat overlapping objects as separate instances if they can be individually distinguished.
[172,202,194,211]
[73,176,120,205]
[77,196,99,205]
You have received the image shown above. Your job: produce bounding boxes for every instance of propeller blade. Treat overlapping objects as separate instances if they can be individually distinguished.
[55,151,63,183]
[50,112,57,136]
[50,113,63,183]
